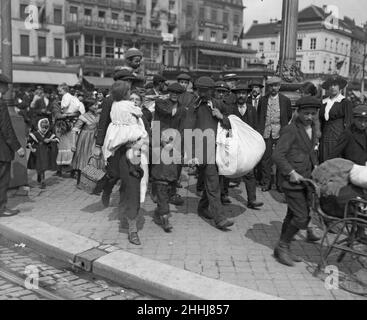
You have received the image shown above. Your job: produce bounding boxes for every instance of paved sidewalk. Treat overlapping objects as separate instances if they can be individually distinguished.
[5,170,367,300]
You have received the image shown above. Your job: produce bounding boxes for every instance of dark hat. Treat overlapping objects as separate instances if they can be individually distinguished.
[153,74,167,84]
[113,69,136,82]
[223,73,238,81]
[215,81,230,91]
[321,75,348,90]
[84,98,97,109]
[167,83,185,94]
[295,96,321,110]
[266,77,282,85]
[248,80,264,89]
[177,73,191,81]
[145,82,154,89]
[232,83,251,92]
[124,48,143,60]
[353,104,367,118]
[0,74,11,84]
[195,76,215,89]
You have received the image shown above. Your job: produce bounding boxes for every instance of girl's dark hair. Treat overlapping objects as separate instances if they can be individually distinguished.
[300,82,317,96]
[84,98,97,111]
[111,81,130,102]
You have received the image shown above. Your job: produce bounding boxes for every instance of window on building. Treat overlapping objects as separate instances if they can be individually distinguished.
[297,39,303,50]
[223,12,229,24]
[259,42,264,52]
[346,44,349,54]
[198,29,204,41]
[54,8,62,25]
[94,36,102,57]
[325,38,328,49]
[233,35,239,45]
[187,2,193,16]
[85,35,93,56]
[106,38,115,58]
[124,15,131,27]
[199,7,205,20]
[211,9,217,22]
[210,31,216,42]
[271,41,276,51]
[38,36,46,57]
[98,11,105,23]
[20,4,28,20]
[309,60,315,72]
[247,42,252,50]
[84,8,92,24]
[112,13,119,25]
[296,61,301,69]
[168,50,174,66]
[330,39,333,50]
[54,38,62,58]
[68,39,79,57]
[234,14,240,26]
[222,33,228,44]
[136,17,143,30]
[20,35,29,56]
[336,41,339,52]
[310,38,316,50]
[69,6,78,22]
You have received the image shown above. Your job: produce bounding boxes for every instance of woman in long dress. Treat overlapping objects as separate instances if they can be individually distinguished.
[319,75,352,163]
[54,83,85,176]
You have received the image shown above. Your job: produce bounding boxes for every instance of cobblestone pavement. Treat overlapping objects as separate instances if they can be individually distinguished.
[5,170,367,300]
[0,236,154,300]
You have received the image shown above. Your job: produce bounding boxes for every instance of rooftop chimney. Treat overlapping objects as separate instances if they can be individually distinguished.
[253,20,258,24]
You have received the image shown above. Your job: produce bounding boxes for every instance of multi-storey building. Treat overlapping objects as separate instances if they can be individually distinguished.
[1,0,79,87]
[244,5,353,79]
[178,0,255,75]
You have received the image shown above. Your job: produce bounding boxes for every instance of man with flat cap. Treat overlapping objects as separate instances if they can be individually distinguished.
[227,83,264,210]
[151,83,187,231]
[177,73,196,111]
[223,73,239,105]
[0,74,26,217]
[257,76,292,192]
[183,76,234,231]
[330,104,367,166]
[272,96,320,266]
[248,80,264,111]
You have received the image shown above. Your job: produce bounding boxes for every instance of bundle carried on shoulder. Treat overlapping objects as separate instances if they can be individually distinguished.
[216,115,266,178]
[350,164,367,189]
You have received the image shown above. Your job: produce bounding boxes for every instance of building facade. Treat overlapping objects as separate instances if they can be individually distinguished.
[244,5,354,79]
[0,0,79,87]
[178,0,255,74]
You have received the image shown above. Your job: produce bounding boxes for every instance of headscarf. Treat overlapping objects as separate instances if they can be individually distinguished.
[38,118,50,136]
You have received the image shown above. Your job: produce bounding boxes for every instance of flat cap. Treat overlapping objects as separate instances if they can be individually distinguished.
[295,96,321,109]
[215,81,230,91]
[124,48,143,60]
[249,80,264,89]
[0,74,11,84]
[266,77,282,85]
[353,104,367,118]
[153,74,167,84]
[177,73,191,81]
[223,73,238,81]
[195,76,215,89]
[232,83,251,92]
[167,83,185,94]
[321,75,348,90]
[113,70,136,82]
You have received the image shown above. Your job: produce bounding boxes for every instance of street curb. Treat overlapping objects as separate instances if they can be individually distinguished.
[0,217,281,300]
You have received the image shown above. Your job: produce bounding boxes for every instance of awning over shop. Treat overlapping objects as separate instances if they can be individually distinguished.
[84,76,114,89]
[199,49,244,59]
[13,70,79,86]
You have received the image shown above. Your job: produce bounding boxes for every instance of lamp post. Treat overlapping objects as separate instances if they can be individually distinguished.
[361,23,367,103]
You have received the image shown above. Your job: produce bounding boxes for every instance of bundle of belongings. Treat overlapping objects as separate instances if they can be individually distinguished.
[311,158,367,219]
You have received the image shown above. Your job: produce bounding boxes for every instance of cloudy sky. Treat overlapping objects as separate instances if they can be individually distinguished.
[243,0,367,31]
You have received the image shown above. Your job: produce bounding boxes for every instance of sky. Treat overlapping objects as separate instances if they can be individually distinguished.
[243,0,367,31]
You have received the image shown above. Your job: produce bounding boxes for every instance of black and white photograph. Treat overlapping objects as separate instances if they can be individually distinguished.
[0,0,367,307]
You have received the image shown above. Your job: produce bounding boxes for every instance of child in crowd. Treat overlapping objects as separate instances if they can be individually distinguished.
[71,99,101,185]
[27,118,59,189]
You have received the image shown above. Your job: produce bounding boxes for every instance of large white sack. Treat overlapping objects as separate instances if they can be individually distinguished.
[350,165,367,189]
[216,115,266,178]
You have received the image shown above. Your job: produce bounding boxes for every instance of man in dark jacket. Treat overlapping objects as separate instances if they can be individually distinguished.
[257,77,293,192]
[228,84,264,210]
[184,77,234,231]
[330,104,367,166]
[0,75,26,217]
[272,96,320,267]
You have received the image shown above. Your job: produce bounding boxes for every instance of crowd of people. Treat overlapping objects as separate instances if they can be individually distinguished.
[0,47,366,268]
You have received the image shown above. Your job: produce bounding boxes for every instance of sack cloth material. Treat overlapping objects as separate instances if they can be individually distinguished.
[216,115,266,178]
[350,165,367,189]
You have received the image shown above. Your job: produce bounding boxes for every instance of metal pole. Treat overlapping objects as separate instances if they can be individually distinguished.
[1,0,13,104]
[361,26,366,103]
